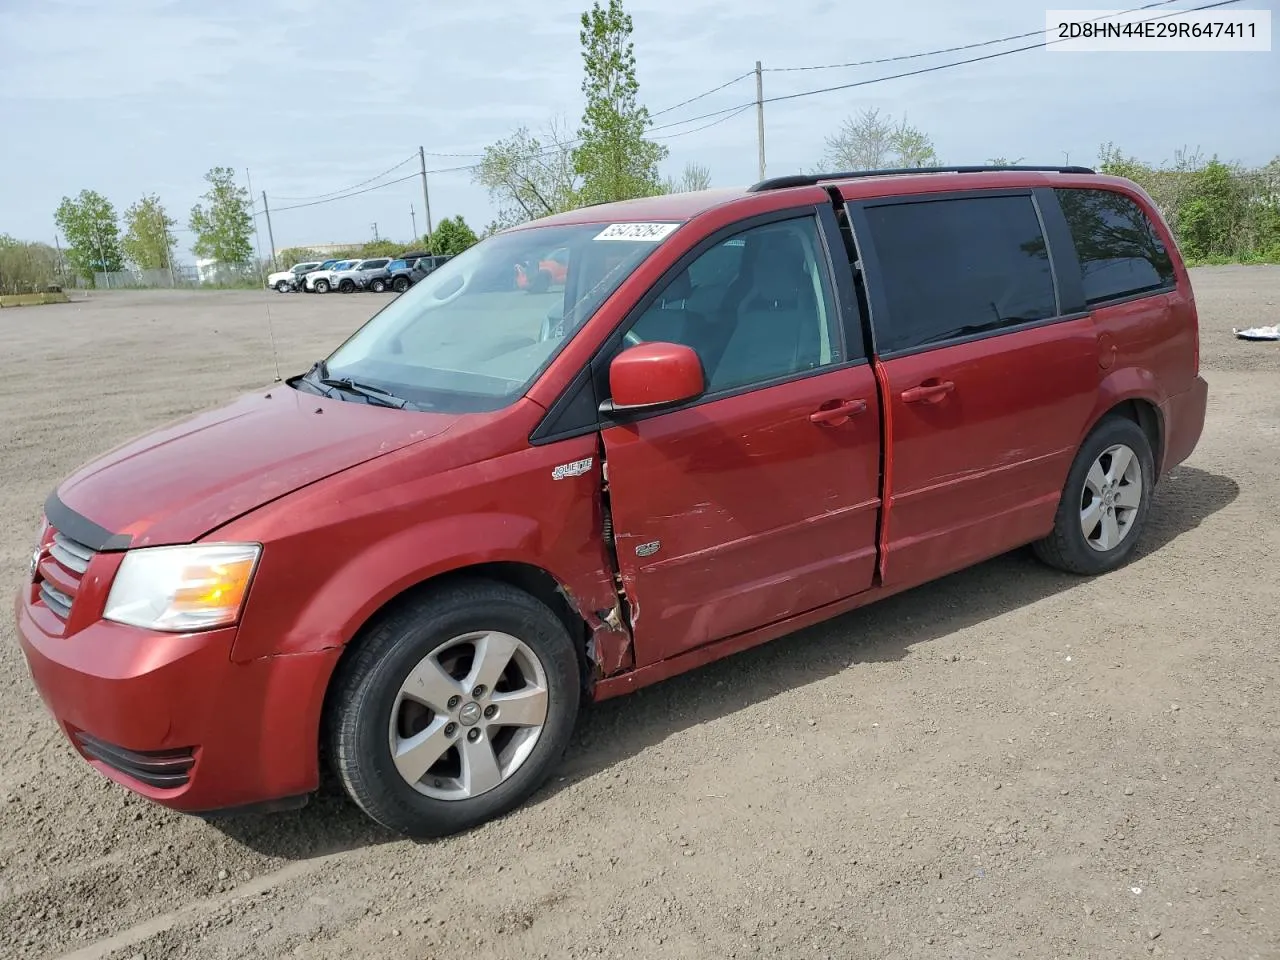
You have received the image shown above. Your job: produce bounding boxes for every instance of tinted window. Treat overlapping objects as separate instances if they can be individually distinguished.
[863,195,1057,354]
[1056,188,1175,305]
[627,216,842,393]
[364,259,390,269]
[388,260,405,271]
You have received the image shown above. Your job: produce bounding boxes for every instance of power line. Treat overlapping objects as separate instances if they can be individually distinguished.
[649,70,754,118]
[759,0,1245,107]
[264,173,421,213]
[271,154,417,202]
[651,104,753,139]
[765,0,1185,72]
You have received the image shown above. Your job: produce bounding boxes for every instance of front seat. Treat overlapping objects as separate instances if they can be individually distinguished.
[631,269,703,351]
[710,229,820,391]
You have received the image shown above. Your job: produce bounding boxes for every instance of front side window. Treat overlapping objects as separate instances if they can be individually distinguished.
[626,216,842,393]
[1055,188,1175,305]
[862,194,1058,354]
[321,222,678,412]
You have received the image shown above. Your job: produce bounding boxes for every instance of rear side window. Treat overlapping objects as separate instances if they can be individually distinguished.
[862,195,1057,354]
[1055,188,1175,305]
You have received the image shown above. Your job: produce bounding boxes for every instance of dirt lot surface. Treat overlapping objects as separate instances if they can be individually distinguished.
[1,269,1278,960]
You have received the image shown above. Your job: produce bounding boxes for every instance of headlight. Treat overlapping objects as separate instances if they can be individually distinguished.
[103,543,261,632]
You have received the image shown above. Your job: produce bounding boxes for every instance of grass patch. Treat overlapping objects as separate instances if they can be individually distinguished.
[0,291,70,307]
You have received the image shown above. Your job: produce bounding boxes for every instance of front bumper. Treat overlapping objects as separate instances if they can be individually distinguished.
[14,589,341,813]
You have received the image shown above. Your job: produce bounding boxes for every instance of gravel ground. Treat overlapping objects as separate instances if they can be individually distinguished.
[1,268,1278,960]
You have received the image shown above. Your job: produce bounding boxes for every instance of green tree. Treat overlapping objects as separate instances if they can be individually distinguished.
[819,109,937,171]
[474,121,581,228]
[573,0,667,205]
[276,246,323,267]
[121,194,176,270]
[0,235,62,294]
[53,189,123,283]
[426,215,479,255]
[663,161,712,194]
[188,167,254,266]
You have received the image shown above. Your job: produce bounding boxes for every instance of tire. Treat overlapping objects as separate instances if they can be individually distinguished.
[370,278,387,293]
[339,279,355,293]
[326,579,581,838]
[1032,415,1154,576]
[314,278,330,294]
[275,280,290,293]
[392,276,410,293]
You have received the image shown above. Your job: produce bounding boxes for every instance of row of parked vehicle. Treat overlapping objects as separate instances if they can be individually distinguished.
[266,252,454,295]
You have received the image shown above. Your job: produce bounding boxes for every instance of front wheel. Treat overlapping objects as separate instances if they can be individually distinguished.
[370,278,387,293]
[314,278,330,294]
[275,280,290,293]
[1033,415,1154,575]
[326,580,581,838]
[339,279,355,293]
[392,276,410,293]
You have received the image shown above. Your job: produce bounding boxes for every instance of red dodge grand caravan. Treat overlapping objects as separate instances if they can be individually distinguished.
[16,166,1208,837]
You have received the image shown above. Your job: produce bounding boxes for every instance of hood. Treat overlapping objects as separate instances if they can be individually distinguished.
[56,386,457,547]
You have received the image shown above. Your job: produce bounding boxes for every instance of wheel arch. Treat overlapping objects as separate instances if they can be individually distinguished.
[1080,369,1166,480]
[315,560,598,781]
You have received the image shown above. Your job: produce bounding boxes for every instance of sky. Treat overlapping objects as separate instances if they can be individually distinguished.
[1,0,1276,261]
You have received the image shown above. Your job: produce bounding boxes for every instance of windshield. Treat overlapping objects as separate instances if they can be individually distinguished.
[320,220,680,412]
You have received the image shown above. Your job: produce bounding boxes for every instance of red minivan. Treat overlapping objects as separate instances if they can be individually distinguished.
[16,167,1208,837]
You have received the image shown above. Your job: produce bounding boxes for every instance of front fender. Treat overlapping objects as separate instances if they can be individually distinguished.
[229,510,613,663]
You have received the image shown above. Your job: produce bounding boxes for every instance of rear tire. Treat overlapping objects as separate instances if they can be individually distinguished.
[326,580,580,838]
[392,276,410,293]
[275,280,290,292]
[339,279,355,293]
[1033,415,1154,576]
[370,278,387,293]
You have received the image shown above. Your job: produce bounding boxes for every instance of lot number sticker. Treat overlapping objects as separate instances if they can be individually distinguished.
[595,222,679,242]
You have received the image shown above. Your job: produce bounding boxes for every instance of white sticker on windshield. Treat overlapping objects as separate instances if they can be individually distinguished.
[594,222,679,242]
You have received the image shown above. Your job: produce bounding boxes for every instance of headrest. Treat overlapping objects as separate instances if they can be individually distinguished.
[745,230,809,304]
[661,270,693,303]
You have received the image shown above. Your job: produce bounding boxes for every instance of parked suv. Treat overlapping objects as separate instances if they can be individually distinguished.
[353,258,394,292]
[16,166,1207,839]
[266,261,321,293]
[307,259,361,293]
[387,255,453,292]
[299,259,344,292]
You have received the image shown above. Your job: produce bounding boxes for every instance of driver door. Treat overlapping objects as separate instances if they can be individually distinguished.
[599,212,882,667]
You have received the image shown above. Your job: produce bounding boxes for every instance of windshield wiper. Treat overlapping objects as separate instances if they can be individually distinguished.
[301,360,409,409]
[319,376,408,408]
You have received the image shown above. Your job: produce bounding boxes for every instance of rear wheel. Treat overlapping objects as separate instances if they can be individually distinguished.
[339,279,355,293]
[1033,415,1154,575]
[314,278,330,294]
[326,580,580,837]
[392,276,410,293]
[370,278,388,293]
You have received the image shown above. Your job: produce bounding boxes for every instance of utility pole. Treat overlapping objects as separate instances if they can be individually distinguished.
[755,60,766,182]
[261,191,278,274]
[371,222,380,242]
[53,234,65,288]
[246,168,267,279]
[410,204,418,245]
[418,146,434,246]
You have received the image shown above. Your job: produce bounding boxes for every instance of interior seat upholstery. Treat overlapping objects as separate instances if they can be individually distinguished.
[710,229,821,390]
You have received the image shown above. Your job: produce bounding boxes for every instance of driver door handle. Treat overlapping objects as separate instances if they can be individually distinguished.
[809,398,868,426]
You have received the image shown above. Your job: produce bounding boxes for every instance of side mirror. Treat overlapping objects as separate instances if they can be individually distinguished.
[603,342,704,414]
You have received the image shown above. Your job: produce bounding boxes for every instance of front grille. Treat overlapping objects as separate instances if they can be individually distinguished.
[74,732,195,789]
[35,528,98,624]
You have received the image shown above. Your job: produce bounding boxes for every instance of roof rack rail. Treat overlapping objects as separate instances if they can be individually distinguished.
[746,165,1097,193]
